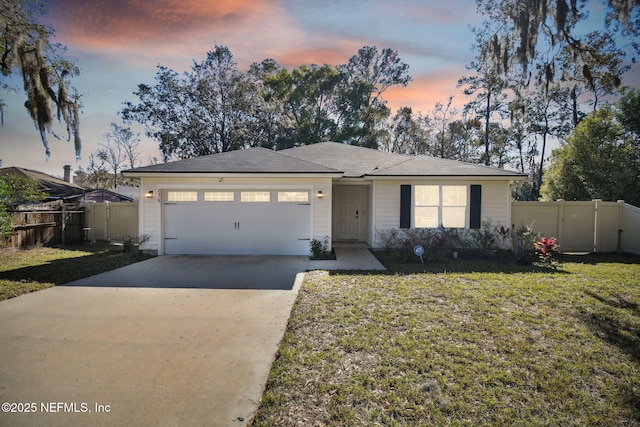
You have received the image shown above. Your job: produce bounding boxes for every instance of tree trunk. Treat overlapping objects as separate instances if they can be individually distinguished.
[537,120,549,199]
[484,90,491,166]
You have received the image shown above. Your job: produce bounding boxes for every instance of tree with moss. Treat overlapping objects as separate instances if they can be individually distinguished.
[473,0,638,96]
[0,0,82,160]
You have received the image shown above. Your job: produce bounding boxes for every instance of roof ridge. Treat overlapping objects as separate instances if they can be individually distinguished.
[367,155,414,175]
[275,146,344,173]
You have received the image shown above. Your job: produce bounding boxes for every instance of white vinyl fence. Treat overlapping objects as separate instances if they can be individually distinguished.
[84,200,640,254]
[84,202,139,242]
[512,200,640,255]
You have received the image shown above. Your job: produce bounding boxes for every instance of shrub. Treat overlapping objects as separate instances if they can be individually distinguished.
[511,222,539,264]
[310,236,329,258]
[534,236,561,268]
[468,220,498,258]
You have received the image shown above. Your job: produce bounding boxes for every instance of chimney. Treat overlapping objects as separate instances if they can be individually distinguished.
[63,165,72,183]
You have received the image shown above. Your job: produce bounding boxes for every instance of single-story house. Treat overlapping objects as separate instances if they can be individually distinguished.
[0,166,85,202]
[1,166,134,203]
[82,189,134,203]
[123,142,526,256]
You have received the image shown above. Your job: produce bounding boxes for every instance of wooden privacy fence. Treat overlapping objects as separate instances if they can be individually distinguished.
[84,202,139,242]
[6,203,84,248]
[512,200,640,255]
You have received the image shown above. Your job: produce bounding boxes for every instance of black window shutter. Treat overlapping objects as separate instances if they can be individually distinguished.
[400,185,412,229]
[470,185,482,229]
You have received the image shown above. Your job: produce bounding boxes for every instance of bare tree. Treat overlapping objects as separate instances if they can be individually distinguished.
[431,97,459,159]
[97,123,139,188]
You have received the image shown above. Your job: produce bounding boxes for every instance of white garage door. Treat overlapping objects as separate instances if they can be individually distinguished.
[163,190,311,255]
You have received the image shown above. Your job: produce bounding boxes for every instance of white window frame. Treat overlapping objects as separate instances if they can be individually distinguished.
[414,185,468,229]
[241,191,271,202]
[204,191,235,202]
[167,191,198,202]
[277,191,309,203]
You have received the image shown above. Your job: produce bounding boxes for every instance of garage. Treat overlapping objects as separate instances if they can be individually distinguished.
[162,189,312,255]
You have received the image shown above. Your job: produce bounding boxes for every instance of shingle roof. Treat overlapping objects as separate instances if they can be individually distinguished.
[280,142,408,178]
[283,142,525,178]
[124,142,526,179]
[125,147,341,174]
[368,155,523,177]
[0,166,86,200]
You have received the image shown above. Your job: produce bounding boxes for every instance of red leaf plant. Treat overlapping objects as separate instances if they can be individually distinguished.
[533,236,560,267]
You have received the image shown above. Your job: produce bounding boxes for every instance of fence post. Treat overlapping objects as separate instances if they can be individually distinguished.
[557,199,565,248]
[593,199,603,252]
[105,201,111,242]
[61,204,66,246]
[617,200,625,253]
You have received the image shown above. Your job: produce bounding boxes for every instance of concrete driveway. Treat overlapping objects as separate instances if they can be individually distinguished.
[0,256,308,427]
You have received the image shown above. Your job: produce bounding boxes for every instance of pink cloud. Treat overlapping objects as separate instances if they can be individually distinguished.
[384,67,471,116]
[272,42,363,69]
[45,0,272,52]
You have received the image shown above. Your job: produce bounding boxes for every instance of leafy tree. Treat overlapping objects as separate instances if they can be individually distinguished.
[336,46,412,148]
[0,174,45,241]
[122,46,254,160]
[264,64,340,146]
[122,45,411,157]
[246,59,293,150]
[617,87,640,139]
[445,117,483,163]
[190,46,257,153]
[0,0,82,159]
[541,103,640,205]
[458,28,510,166]
[379,107,430,154]
[526,85,574,197]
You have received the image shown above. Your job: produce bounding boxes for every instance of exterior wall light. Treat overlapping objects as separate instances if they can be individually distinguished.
[145,191,154,198]
[317,190,324,198]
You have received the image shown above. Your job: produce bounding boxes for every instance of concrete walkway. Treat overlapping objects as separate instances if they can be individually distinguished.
[0,248,384,427]
[307,245,386,271]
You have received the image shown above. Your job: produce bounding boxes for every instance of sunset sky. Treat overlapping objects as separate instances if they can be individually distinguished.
[0,0,638,178]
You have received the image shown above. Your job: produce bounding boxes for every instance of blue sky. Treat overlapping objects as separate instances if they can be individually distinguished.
[0,0,637,178]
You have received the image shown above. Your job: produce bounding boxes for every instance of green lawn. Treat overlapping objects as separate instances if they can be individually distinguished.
[0,244,152,301]
[252,254,640,426]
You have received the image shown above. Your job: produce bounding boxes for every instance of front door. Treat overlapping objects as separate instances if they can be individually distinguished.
[334,187,361,240]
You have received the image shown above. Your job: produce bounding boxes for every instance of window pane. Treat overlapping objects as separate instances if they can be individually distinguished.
[241,191,270,202]
[415,185,439,206]
[442,186,467,206]
[277,191,309,202]
[204,191,234,202]
[442,207,466,228]
[167,191,197,202]
[415,207,439,228]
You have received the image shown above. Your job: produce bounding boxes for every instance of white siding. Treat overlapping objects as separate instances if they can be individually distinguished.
[139,176,332,255]
[370,179,513,248]
[479,181,511,228]
[367,184,375,247]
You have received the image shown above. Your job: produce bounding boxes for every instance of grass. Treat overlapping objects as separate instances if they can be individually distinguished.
[0,243,153,301]
[252,253,640,426]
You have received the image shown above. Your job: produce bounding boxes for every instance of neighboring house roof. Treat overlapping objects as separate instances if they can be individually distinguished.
[124,142,526,179]
[107,185,140,202]
[82,189,134,202]
[0,166,86,200]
